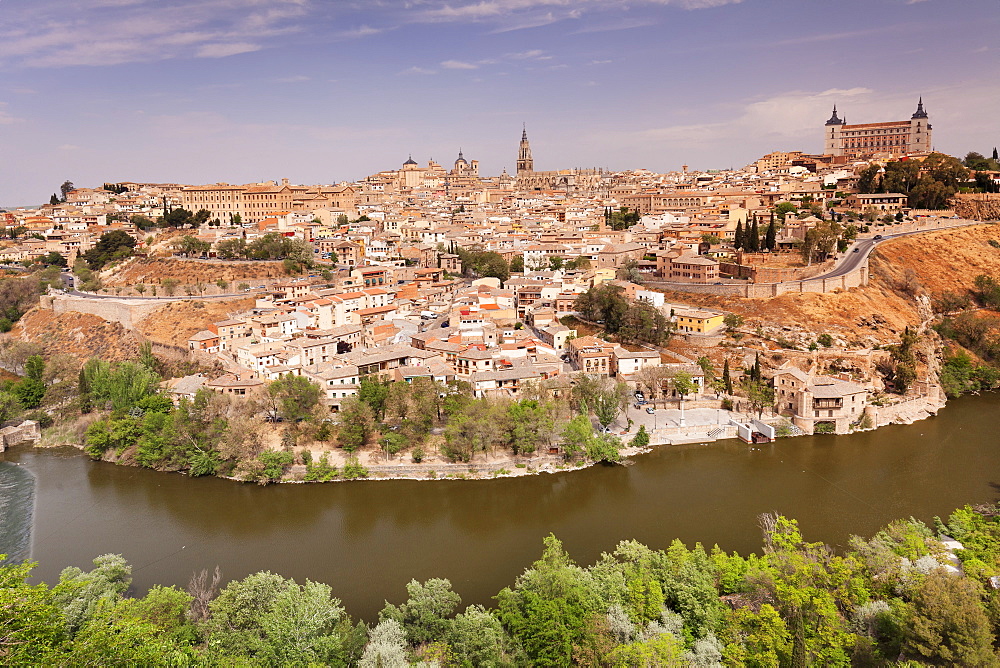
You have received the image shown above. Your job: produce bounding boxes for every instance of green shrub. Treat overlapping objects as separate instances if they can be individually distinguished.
[341,456,369,479]
[304,452,338,481]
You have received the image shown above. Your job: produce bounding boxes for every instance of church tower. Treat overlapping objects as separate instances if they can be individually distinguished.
[516,126,534,175]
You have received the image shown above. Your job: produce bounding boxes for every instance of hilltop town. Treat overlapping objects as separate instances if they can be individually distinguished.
[3,102,1000,477]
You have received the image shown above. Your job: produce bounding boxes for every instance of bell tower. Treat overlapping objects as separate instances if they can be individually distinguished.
[516,125,534,175]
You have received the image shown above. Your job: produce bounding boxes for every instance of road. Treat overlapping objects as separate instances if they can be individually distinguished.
[812,219,983,282]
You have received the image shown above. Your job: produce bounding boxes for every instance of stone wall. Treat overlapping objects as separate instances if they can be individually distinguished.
[647,260,868,298]
[953,194,1000,221]
[0,420,41,452]
[49,295,167,328]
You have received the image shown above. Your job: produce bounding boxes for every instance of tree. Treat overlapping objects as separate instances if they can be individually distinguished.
[774,202,797,222]
[743,380,775,418]
[361,618,408,668]
[747,218,760,252]
[495,535,603,666]
[83,230,136,270]
[268,374,321,423]
[722,359,733,395]
[588,433,622,463]
[904,570,995,665]
[448,604,512,667]
[49,193,60,206]
[172,235,210,258]
[671,371,695,405]
[379,578,461,646]
[160,278,179,296]
[765,218,777,251]
[52,553,132,634]
[734,221,744,250]
[560,414,594,460]
[593,381,629,430]
[215,238,248,260]
[336,397,375,452]
[206,571,350,665]
[0,558,67,665]
[60,180,75,201]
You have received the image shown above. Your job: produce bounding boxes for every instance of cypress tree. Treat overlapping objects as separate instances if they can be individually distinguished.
[734,221,744,250]
[752,353,762,383]
[765,219,777,251]
[748,219,760,252]
[723,359,733,395]
[78,366,91,414]
[993,147,998,161]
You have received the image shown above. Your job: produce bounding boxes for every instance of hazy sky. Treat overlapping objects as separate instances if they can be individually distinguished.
[2,0,998,205]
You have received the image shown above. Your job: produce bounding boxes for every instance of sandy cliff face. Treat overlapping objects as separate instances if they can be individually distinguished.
[11,309,140,361]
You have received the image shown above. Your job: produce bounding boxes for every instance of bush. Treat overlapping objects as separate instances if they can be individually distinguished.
[304,452,338,481]
[341,456,369,479]
[411,446,425,463]
[817,333,834,347]
[257,451,294,484]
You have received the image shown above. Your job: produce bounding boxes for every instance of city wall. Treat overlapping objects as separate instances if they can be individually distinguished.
[46,295,168,328]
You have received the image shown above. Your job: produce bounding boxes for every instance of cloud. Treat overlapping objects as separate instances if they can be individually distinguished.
[196,42,261,58]
[441,59,479,69]
[0,0,308,68]
[626,87,875,147]
[0,103,24,125]
[399,66,437,75]
[337,25,387,39]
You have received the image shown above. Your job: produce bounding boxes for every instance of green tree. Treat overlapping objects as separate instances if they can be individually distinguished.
[0,557,67,665]
[448,604,513,667]
[267,374,321,422]
[83,230,136,270]
[380,578,461,646]
[495,535,603,666]
[904,570,995,665]
[52,553,132,635]
[336,396,375,452]
[560,414,594,460]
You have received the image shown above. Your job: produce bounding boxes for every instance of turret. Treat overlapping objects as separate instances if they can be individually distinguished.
[825,105,845,126]
[911,97,928,119]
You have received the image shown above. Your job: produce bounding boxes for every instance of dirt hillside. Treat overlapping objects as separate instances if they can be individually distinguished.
[137,297,256,347]
[11,309,140,361]
[104,258,290,287]
[658,224,1000,344]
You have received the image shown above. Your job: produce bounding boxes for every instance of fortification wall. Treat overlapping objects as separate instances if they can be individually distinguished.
[647,260,868,298]
[50,296,164,328]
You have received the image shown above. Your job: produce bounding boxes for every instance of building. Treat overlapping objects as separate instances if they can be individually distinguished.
[668,254,720,283]
[513,127,604,193]
[674,309,725,334]
[823,100,932,159]
[773,367,869,435]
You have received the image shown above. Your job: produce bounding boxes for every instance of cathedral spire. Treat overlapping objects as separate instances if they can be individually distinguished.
[825,105,844,126]
[912,97,928,119]
[517,125,533,175]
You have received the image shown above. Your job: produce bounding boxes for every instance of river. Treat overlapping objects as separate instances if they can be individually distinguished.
[2,393,999,620]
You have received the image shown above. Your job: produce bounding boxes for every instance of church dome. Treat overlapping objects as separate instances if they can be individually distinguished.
[403,155,417,166]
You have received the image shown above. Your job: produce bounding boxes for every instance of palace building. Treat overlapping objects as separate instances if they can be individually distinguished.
[823,99,932,159]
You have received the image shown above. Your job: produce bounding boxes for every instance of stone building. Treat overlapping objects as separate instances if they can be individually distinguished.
[823,99,932,159]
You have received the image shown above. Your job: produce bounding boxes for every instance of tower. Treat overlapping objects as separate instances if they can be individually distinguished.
[516,126,534,175]
[908,97,932,153]
[824,105,846,156]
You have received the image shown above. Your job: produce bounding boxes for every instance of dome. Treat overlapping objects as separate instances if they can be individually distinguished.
[403,155,417,166]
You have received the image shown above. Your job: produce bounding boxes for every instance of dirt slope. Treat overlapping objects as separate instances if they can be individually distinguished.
[11,309,140,361]
[659,224,1000,344]
[103,258,290,287]
[137,297,256,347]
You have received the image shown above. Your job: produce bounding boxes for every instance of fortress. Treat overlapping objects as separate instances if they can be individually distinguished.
[823,99,932,159]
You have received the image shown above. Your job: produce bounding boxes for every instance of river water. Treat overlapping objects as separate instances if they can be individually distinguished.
[2,393,999,620]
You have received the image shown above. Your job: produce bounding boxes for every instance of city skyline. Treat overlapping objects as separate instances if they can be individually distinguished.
[2,0,999,205]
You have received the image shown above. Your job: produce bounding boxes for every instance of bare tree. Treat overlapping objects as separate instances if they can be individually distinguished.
[758,511,779,554]
[187,566,222,624]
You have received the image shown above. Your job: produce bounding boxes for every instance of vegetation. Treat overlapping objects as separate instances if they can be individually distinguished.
[575,283,673,345]
[82,230,136,270]
[7,505,1000,665]
[857,153,969,210]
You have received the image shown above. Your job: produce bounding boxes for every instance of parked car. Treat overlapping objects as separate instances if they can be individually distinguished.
[645,407,655,414]
[634,390,645,400]
[852,248,860,253]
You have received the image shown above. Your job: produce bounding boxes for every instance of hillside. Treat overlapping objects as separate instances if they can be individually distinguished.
[11,309,140,361]
[137,297,256,347]
[659,224,1000,346]
[102,257,291,287]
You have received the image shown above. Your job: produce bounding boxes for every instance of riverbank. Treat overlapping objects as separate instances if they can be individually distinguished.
[25,389,950,484]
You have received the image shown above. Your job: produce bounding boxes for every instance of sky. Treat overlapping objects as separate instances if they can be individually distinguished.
[1,0,999,206]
